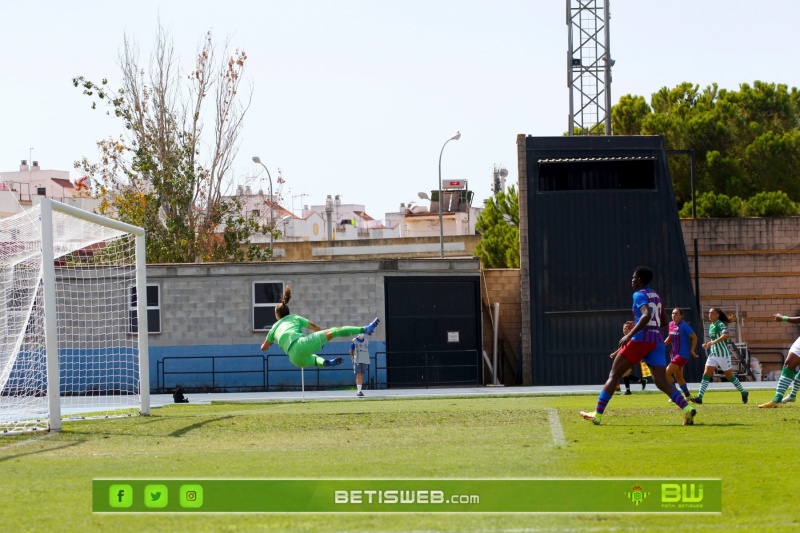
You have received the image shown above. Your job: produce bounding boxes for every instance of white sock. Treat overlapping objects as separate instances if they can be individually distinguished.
[357,384,362,392]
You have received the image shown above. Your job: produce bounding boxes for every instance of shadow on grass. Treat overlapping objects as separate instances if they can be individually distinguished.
[598,421,750,427]
[57,413,240,439]
[0,439,83,463]
[690,422,750,427]
[170,415,236,438]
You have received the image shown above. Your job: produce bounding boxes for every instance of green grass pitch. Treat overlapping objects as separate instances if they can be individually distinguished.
[1,390,797,532]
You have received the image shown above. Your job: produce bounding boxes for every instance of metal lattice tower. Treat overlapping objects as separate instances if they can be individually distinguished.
[567,0,612,135]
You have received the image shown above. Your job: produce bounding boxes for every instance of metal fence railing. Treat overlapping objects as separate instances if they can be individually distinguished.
[155,349,480,393]
[156,353,354,393]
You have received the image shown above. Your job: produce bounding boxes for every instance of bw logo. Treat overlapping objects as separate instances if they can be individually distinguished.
[661,483,703,503]
[625,485,650,506]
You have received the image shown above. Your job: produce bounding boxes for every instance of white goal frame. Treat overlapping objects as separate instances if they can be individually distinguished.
[1,199,149,433]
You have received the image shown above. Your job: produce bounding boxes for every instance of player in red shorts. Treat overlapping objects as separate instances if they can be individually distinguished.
[581,266,698,426]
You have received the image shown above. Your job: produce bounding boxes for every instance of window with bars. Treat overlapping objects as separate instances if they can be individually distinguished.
[253,281,284,331]
[129,284,161,333]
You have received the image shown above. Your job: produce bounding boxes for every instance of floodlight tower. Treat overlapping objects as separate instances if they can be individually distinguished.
[567,0,613,135]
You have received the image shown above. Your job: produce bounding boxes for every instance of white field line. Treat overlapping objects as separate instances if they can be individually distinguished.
[0,431,56,450]
[547,408,567,447]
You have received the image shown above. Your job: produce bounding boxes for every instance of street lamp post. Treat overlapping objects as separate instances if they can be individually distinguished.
[437,131,461,258]
[252,156,274,259]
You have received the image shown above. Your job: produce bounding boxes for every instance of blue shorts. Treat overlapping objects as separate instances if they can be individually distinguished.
[620,340,666,367]
[353,363,369,375]
[642,342,667,367]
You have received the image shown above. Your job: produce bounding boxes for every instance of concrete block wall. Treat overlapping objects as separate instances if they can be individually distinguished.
[274,235,481,261]
[147,261,389,348]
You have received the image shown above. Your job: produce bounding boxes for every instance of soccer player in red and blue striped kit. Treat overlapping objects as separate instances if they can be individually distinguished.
[664,307,700,402]
[581,266,698,426]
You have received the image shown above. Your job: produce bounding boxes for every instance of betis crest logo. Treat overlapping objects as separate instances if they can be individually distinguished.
[625,485,650,506]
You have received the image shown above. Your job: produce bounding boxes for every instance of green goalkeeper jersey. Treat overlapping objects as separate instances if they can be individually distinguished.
[266,314,309,354]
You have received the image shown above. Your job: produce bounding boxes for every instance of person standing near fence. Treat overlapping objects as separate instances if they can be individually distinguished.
[350,334,370,397]
[759,313,800,408]
[691,308,749,405]
[639,361,652,390]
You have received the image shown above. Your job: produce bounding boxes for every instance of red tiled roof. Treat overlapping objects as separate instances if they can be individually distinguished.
[265,200,295,219]
[353,210,374,221]
[353,210,388,229]
[52,178,74,189]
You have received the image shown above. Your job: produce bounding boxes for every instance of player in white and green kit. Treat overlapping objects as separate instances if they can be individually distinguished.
[692,307,749,404]
[759,312,800,408]
[780,369,800,403]
[260,287,380,369]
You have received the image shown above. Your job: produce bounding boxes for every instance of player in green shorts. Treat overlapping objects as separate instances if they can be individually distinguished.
[260,287,380,368]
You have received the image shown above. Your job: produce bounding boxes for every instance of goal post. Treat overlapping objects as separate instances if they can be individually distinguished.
[0,199,149,434]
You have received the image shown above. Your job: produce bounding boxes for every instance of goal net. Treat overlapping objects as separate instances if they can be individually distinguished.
[0,199,149,434]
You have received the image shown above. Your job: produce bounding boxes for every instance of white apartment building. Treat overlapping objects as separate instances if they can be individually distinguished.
[2,162,483,244]
[0,160,99,217]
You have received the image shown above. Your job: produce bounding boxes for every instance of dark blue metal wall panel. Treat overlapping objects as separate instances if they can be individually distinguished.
[384,276,482,388]
[524,136,703,385]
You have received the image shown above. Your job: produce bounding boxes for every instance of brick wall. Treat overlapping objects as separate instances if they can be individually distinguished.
[481,268,522,385]
[681,217,800,374]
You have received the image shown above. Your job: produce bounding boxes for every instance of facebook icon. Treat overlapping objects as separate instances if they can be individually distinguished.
[109,484,133,508]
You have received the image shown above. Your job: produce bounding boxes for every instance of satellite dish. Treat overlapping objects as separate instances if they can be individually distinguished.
[498,167,508,178]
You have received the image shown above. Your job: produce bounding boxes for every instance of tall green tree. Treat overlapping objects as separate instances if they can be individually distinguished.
[611,81,800,210]
[73,25,270,263]
[474,186,519,268]
[611,94,650,135]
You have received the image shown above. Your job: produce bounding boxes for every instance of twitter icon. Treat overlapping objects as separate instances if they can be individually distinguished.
[144,484,169,508]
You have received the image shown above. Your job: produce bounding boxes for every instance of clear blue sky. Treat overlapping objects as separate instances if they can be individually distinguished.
[1,1,798,220]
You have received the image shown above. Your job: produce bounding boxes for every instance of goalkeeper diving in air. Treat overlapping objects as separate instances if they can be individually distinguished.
[260,287,380,369]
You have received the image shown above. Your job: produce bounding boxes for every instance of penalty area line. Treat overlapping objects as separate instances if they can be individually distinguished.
[547,408,567,447]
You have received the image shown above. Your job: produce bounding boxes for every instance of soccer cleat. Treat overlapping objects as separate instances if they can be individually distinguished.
[580,411,601,425]
[324,357,344,367]
[758,401,782,408]
[691,397,703,405]
[623,390,632,395]
[364,317,380,336]
[357,391,364,397]
[781,395,797,404]
[683,407,697,426]
[741,390,749,404]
